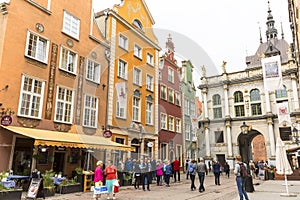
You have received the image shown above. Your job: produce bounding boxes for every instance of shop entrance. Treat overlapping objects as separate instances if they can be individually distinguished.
[53,152,65,174]
[12,138,34,175]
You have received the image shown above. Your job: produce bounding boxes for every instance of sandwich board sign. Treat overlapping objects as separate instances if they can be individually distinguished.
[26,178,42,199]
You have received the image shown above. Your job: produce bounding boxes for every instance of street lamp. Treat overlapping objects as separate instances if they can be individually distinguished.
[240,122,254,193]
[291,123,300,145]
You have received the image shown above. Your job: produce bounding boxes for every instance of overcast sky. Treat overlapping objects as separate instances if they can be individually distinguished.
[93,0,291,82]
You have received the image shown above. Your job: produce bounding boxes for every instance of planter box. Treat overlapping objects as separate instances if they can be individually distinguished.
[57,183,81,194]
[0,189,22,200]
[43,187,55,197]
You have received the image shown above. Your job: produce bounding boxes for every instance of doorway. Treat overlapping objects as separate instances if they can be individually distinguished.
[53,152,65,174]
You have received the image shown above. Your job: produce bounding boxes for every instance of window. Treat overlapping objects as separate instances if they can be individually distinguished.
[132,96,140,122]
[185,123,190,140]
[168,68,174,83]
[146,74,153,91]
[133,68,142,86]
[168,88,174,103]
[176,118,181,133]
[25,31,49,63]
[161,143,167,160]
[83,95,98,128]
[184,98,190,115]
[161,113,167,130]
[160,85,167,100]
[116,101,126,118]
[146,101,153,125]
[134,44,142,59]
[146,53,153,65]
[215,131,224,143]
[212,94,222,119]
[175,92,181,106]
[55,86,74,123]
[279,127,291,141]
[62,11,80,39]
[86,59,100,83]
[133,19,143,31]
[190,102,195,116]
[118,59,127,79]
[119,34,128,50]
[250,89,262,116]
[59,46,78,74]
[18,75,45,119]
[276,85,288,103]
[169,116,175,131]
[234,91,245,117]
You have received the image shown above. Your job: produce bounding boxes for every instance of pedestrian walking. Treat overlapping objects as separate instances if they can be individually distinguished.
[93,160,104,200]
[196,157,208,193]
[164,160,172,187]
[188,159,197,191]
[140,158,151,191]
[185,157,190,179]
[234,154,249,200]
[224,162,230,178]
[104,160,118,200]
[172,157,180,182]
[156,159,163,186]
[212,160,221,185]
[133,159,141,189]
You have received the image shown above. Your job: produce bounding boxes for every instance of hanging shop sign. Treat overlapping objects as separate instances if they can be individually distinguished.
[103,130,112,138]
[1,115,12,126]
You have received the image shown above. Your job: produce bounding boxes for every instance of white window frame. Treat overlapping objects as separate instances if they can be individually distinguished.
[54,86,74,124]
[59,46,78,75]
[62,10,80,39]
[86,59,100,84]
[160,85,167,100]
[133,67,142,86]
[146,74,153,91]
[25,30,50,64]
[119,34,128,50]
[134,44,142,59]
[116,101,126,119]
[18,75,45,119]
[175,92,181,106]
[146,53,154,66]
[161,113,167,130]
[168,116,175,132]
[176,118,181,133]
[168,88,174,103]
[83,94,98,128]
[118,59,127,79]
[185,123,190,141]
[168,67,174,83]
[132,96,140,122]
[190,102,196,116]
[184,98,190,115]
[146,101,153,125]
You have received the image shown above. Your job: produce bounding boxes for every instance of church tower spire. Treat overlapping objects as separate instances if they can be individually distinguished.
[265,1,278,41]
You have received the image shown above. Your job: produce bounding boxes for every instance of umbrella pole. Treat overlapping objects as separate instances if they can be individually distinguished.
[284,174,289,195]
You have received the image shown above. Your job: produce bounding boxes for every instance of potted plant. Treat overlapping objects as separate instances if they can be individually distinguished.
[122,172,132,186]
[41,170,55,197]
[74,167,84,192]
[56,178,81,194]
[268,165,275,180]
[0,171,22,200]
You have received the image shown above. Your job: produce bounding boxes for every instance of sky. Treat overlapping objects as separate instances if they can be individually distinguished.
[93,0,292,85]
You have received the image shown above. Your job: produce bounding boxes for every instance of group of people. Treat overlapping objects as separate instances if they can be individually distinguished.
[93,160,118,200]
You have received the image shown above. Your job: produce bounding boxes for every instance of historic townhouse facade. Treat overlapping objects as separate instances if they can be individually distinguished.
[199,5,299,169]
[0,0,131,175]
[181,60,197,160]
[158,35,183,166]
[95,0,160,162]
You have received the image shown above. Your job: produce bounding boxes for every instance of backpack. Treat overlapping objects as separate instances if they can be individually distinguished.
[239,163,248,178]
[188,164,194,173]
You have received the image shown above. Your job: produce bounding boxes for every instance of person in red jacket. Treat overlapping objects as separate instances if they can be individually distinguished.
[172,158,180,182]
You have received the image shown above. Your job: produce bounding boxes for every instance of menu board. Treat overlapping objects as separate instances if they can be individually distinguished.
[26,178,42,199]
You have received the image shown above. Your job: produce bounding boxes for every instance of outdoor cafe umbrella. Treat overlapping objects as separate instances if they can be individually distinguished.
[275,137,295,197]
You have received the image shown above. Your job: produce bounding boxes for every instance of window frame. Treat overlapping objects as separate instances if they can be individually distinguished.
[18,75,45,119]
[118,34,128,50]
[160,85,167,100]
[175,92,181,106]
[212,94,222,119]
[168,115,175,132]
[118,59,128,80]
[86,59,100,84]
[134,44,142,59]
[146,74,154,91]
[185,123,190,141]
[176,118,182,133]
[59,46,78,75]
[133,67,142,86]
[146,101,153,125]
[215,131,224,143]
[234,91,245,117]
[168,88,174,103]
[250,89,262,116]
[116,101,126,119]
[54,86,74,124]
[62,10,80,40]
[146,53,154,66]
[160,113,167,130]
[83,94,98,128]
[168,67,174,83]
[25,30,50,64]
[132,95,141,122]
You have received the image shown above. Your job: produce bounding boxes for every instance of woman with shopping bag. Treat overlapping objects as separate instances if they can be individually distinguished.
[93,160,104,200]
[104,160,118,200]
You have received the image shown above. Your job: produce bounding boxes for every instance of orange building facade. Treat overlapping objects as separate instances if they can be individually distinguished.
[0,0,131,177]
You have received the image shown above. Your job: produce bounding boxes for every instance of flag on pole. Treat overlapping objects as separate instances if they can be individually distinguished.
[116,82,127,108]
[261,55,283,91]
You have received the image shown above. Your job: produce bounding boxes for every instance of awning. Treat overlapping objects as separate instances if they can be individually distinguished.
[1,126,133,151]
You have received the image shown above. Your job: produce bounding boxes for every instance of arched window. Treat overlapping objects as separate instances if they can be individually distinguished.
[212,94,222,119]
[250,89,262,116]
[234,91,245,117]
[133,19,143,31]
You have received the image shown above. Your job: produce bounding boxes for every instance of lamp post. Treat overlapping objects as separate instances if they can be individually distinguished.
[291,123,300,145]
[240,122,254,192]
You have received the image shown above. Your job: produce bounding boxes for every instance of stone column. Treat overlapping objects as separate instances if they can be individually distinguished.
[267,118,276,157]
[225,121,233,157]
[265,91,271,113]
[291,74,299,111]
[204,123,211,158]
[224,84,230,117]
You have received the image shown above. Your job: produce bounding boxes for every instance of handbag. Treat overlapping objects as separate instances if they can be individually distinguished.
[94,185,108,194]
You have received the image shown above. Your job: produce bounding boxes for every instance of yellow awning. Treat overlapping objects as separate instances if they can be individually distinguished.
[1,126,133,151]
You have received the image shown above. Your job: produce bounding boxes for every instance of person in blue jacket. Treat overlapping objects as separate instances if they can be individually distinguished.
[212,160,221,185]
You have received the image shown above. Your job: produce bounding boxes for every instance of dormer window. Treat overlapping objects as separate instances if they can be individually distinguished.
[133,19,143,31]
